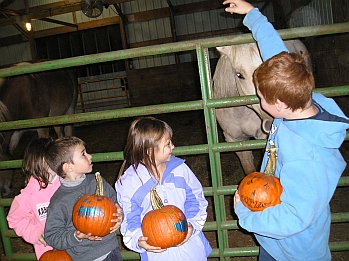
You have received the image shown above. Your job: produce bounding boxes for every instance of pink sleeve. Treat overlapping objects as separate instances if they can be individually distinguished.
[7,197,42,245]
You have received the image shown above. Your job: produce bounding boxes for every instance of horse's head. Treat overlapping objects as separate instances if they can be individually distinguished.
[216,43,273,133]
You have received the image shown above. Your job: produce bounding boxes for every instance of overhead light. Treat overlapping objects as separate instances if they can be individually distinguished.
[25,22,32,31]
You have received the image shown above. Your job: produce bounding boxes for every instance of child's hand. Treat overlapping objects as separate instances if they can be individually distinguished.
[38,233,48,246]
[110,203,123,234]
[178,222,193,246]
[138,236,167,253]
[75,231,102,241]
[223,0,254,15]
[234,190,241,208]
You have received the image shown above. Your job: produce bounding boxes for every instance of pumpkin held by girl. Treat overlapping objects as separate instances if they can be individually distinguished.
[142,187,188,248]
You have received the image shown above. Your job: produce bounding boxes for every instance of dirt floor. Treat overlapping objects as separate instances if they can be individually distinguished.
[1,105,349,260]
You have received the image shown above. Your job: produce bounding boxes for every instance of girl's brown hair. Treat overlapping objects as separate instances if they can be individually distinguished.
[253,51,314,111]
[22,137,54,189]
[117,117,173,183]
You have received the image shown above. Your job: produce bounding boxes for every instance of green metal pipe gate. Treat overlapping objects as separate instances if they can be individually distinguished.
[0,22,349,261]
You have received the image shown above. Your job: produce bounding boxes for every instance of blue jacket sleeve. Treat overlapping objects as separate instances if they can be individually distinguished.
[243,8,288,61]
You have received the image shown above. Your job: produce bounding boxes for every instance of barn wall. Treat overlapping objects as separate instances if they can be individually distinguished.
[0,0,274,68]
[126,61,215,106]
[0,0,348,114]
[0,0,343,68]
[304,33,349,87]
[126,32,349,109]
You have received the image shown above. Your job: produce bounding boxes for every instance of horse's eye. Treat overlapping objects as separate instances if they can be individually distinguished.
[236,73,245,79]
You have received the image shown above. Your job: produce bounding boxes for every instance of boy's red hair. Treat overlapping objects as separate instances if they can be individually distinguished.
[253,51,314,111]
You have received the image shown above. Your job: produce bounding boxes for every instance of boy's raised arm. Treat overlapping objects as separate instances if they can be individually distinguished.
[223,0,254,14]
[223,0,288,61]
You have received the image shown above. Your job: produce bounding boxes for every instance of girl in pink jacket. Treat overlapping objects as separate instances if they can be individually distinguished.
[7,137,60,259]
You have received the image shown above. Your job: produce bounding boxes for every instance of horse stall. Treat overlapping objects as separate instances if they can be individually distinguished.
[0,7,349,261]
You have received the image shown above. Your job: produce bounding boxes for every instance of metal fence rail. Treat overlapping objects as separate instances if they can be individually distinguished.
[0,22,349,261]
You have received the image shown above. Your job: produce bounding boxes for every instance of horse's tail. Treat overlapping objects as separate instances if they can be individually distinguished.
[63,68,78,113]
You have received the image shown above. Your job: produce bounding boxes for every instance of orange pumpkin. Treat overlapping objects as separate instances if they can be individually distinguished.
[237,141,283,211]
[238,172,282,211]
[72,172,117,237]
[39,249,72,261]
[142,188,188,248]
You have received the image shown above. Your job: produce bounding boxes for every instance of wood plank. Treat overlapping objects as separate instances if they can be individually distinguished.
[0,17,244,47]
[172,0,223,16]
[33,16,120,38]
[0,34,28,47]
[127,7,170,23]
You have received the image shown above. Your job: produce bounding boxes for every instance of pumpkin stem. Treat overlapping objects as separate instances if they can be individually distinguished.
[95,172,104,196]
[264,141,278,176]
[150,187,164,210]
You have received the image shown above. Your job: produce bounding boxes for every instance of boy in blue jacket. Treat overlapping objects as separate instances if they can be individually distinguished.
[223,0,349,260]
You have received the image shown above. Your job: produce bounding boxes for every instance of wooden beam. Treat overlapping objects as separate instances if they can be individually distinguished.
[33,16,121,38]
[127,7,171,23]
[172,0,223,16]
[0,0,225,27]
[39,17,78,28]
[0,3,81,26]
[0,34,28,47]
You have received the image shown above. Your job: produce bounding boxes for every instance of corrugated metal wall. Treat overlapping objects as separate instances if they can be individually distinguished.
[286,0,333,27]
[1,0,339,68]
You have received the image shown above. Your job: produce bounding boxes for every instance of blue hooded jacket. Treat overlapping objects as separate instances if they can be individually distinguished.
[234,8,349,261]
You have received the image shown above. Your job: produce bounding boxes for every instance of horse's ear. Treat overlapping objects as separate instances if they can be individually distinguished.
[216,46,232,56]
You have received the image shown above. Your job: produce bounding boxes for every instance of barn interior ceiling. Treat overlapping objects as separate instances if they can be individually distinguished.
[0,0,322,69]
[0,0,311,30]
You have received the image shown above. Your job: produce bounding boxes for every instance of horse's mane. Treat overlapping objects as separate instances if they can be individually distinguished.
[213,54,238,98]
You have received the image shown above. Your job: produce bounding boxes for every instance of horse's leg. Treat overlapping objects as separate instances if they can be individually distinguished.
[8,130,26,155]
[53,126,64,138]
[36,127,50,138]
[63,125,74,137]
[62,106,75,137]
[0,152,14,197]
[222,131,256,175]
[0,169,14,197]
[235,151,256,175]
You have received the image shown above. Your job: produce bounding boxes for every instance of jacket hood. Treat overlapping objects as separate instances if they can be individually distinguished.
[283,93,349,149]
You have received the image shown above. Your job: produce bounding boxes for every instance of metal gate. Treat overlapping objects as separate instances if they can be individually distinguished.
[0,22,349,261]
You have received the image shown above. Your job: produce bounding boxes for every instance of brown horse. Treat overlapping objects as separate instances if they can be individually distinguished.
[0,63,78,196]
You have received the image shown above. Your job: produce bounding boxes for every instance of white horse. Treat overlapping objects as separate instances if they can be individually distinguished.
[213,40,311,175]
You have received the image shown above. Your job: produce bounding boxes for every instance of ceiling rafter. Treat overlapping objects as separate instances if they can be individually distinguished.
[0,0,124,27]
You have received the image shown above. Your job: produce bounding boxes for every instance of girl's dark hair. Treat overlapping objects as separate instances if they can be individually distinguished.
[22,137,54,189]
[117,117,173,183]
[45,136,85,178]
